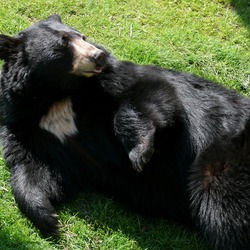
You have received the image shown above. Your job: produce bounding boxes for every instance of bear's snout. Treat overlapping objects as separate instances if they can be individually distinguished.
[70,37,106,77]
[90,50,106,68]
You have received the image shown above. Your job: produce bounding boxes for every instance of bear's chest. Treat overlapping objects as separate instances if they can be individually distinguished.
[39,97,78,142]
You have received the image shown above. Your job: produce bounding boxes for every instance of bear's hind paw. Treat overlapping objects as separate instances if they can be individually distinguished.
[129,144,155,172]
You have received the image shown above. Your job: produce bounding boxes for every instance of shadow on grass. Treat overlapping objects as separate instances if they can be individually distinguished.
[231,0,250,29]
[64,192,210,250]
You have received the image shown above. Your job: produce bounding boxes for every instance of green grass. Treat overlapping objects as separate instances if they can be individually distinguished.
[0,0,249,249]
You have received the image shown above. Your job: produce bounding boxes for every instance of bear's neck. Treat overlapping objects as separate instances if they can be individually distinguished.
[0,73,74,128]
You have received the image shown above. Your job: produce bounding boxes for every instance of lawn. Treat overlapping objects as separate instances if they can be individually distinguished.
[0,0,249,249]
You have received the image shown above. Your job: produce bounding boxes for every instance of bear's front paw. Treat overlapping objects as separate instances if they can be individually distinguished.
[28,204,60,236]
[40,212,60,236]
[129,144,155,172]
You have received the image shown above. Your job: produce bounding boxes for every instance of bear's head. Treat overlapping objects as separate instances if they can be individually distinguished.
[0,14,107,91]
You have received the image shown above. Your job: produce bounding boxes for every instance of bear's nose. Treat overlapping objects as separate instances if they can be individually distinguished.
[91,50,106,66]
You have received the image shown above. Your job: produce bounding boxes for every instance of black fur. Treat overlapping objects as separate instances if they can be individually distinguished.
[0,15,249,249]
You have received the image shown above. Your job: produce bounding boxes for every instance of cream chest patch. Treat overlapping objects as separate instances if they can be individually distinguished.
[39,98,78,142]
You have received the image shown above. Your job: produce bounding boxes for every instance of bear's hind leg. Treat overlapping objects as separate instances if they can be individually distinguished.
[189,141,250,250]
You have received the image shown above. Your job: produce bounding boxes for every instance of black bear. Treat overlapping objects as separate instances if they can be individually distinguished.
[0,15,249,250]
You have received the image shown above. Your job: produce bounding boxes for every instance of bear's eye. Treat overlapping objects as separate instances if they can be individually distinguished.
[61,34,69,47]
[82,35,86,41]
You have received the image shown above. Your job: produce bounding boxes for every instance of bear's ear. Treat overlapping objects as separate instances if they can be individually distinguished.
[47,14,62,23]
[0,34,20,61]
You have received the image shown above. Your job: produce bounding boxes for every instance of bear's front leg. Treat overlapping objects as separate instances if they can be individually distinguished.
[114,103,155,172]
[1,132,63,236]
[10,160,62,235]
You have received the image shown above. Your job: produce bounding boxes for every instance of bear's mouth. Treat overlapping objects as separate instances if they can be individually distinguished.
[94,67,103,74]
[83,67,103,75]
